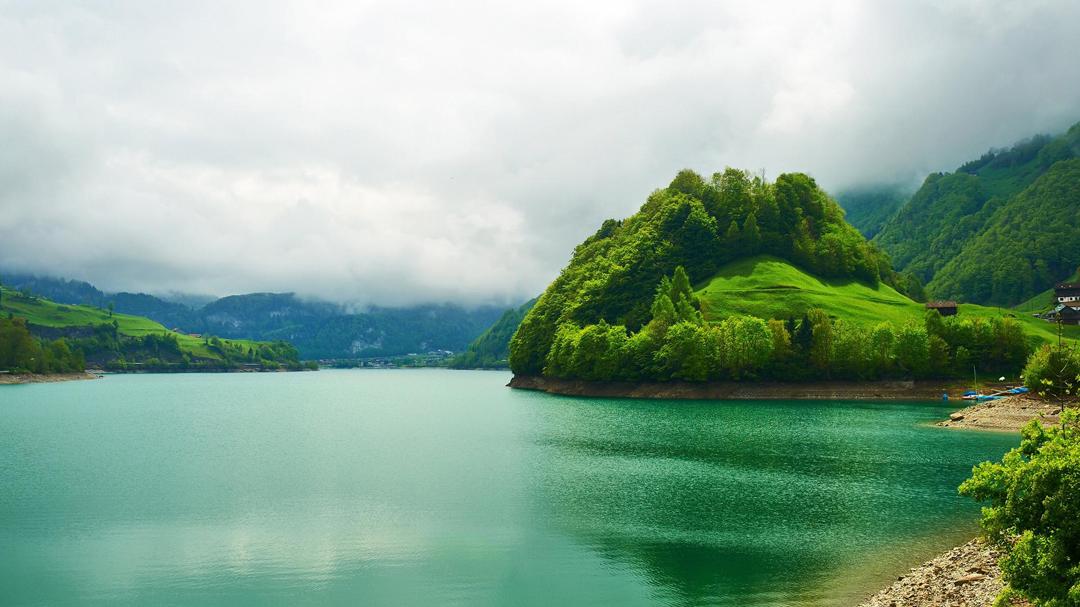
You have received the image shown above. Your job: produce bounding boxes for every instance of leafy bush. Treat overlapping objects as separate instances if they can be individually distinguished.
[959,410,1080,606]
[1023,344,1080,398]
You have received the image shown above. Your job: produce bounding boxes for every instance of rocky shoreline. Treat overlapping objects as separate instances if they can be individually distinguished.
[508,375,961,400]
[857,538,1016,607]
[0,372,101,385]
[939,393,1073,432]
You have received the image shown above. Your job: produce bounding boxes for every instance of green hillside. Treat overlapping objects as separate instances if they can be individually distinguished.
[1015,269,1080,314]
[926,159,1080,305]
[447,298,537,369]
[696,256,1079,347]
[874,121,1080,306]
[696,256,918,325]
[0,286,304,369]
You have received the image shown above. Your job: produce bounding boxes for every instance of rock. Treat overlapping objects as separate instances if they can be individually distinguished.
[954,573,986,585]
[949,412,965,421]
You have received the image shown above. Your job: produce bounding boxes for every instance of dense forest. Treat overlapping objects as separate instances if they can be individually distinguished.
[510,168,915,377]
[873,121,1080,306]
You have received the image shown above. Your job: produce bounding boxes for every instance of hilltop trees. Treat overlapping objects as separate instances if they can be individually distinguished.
[511,168,903,376]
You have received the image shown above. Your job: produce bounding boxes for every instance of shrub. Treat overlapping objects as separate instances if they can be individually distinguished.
[959,410,1080,606]
[1023,344,1080,398]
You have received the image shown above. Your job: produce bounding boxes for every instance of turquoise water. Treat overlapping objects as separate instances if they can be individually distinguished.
[0,370,1016,606]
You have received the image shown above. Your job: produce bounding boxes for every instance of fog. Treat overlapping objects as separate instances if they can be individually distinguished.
[2,1,1079,305]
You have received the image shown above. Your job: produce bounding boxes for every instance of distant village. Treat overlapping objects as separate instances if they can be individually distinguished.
[921,282,1080,325]
[1047,282,1080,324]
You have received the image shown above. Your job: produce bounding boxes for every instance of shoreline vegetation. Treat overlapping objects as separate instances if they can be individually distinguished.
[510,374,969,401]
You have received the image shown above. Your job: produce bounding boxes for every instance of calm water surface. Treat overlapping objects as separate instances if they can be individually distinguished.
[0,370,1016,606]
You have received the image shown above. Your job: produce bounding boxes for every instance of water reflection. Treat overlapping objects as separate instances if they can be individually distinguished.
[527,396,1015,606]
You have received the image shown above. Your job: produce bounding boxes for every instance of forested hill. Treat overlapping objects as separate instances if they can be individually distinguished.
[872,121,1080,306]
[509,168,906,376]
[447,298,537,369]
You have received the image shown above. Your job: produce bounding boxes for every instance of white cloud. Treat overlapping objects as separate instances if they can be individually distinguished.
[1,0,1079,304]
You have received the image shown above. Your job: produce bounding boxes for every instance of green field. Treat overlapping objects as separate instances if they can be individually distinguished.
[695,256,1080,346]
[0,287,263,361]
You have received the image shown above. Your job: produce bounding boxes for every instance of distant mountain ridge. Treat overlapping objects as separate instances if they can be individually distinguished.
[0,273,506,359]
[833,184,912,239]
[872,121,1080,306]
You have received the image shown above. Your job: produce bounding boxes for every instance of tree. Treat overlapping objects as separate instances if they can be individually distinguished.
[807,308,833,374]
[869,322,895,376]
[894,322,930,376]
[743,211,761,252]
[107,302,115,318]
[960,411,1080,606]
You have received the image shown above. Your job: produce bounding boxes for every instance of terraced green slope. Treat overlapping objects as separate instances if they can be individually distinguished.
[1,287,264,361]
[695,256,1080,346]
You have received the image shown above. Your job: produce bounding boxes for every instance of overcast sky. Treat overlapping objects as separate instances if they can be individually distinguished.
[2,0,1079,306]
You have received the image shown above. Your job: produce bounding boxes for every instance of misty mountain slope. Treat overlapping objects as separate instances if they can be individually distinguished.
[448,298,537,369]
[195,293,506,359]
[833,184,911,239]
[873,121,1080,299]
[1,274,508,359]
[926,158,1080,305]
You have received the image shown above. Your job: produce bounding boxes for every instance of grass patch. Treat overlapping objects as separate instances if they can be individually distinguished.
[1,287,268,362]
[695,256,1080,346]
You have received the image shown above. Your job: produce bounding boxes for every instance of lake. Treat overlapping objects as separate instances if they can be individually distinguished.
[0,369,1017,606]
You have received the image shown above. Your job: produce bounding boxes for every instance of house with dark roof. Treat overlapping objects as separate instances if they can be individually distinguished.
[1050,303,1080,325]
[925,301,958,316]
[1055,283,1080,304]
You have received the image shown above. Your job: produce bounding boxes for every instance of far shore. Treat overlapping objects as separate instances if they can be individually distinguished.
[0,371,101,385]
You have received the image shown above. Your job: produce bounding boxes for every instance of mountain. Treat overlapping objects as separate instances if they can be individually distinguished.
[0,274,505,360]
[873,122,1080,305]
[833,184,911,239]
[925,159,1080,305]
[194,293,505,360]
[447,298,537,369]
[0,286,304,370]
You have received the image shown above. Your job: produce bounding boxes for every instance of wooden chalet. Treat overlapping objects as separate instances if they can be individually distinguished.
[1051,303,1080,325]
[1055,282,1080,304]
[925,300,958,316]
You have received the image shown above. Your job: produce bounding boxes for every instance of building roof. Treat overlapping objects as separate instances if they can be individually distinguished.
[1056,283,1080,290]
[925,300,958,308]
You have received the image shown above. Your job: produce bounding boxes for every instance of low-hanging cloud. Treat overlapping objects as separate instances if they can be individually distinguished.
[2,0,1079,305]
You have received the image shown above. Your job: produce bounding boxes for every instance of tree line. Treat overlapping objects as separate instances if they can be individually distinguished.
[0,317,85,373]
[540,267,1030,383]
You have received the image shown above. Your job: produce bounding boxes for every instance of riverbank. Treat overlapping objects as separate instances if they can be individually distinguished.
[508,375,961,400]
[0,371,100,385]
[858,538,1014,607]
[940,393,1075,432]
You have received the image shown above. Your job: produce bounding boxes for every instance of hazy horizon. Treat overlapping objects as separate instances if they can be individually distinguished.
[3,1,1080,306]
